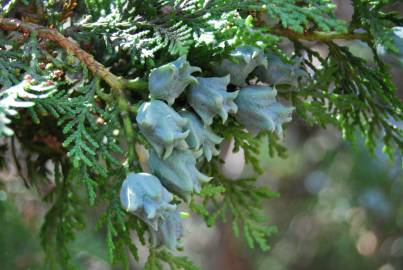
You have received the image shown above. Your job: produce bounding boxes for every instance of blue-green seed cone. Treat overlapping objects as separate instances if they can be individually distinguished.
[214,46,268,86]
[187,75,238,126]
[150,210,184,250]
[148,149,212,201]
[254,54,309,90]
[120,172,176,230]
[179,110,223,161]
[136,100,190,159]
[235,85,294,137]
[149,56,201,105]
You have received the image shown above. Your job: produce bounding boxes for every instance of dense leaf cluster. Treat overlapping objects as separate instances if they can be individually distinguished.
[0,0,402,269]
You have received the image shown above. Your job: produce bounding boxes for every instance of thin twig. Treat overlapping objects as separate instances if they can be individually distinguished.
[268,28,371,42]
[0,18,147,91]
[11,136,30,188]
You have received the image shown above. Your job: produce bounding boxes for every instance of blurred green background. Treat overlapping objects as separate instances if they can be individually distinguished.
[1,121,402,270]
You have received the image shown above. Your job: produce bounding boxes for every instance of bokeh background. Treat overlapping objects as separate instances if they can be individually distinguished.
[1,1,402,269]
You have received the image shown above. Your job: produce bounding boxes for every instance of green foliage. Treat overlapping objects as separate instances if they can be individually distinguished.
[325,44,401,155]
[214,118,264,173]
[0,81,56,136]
[145,249,199,270]
[77,0,285,67]
[291,41,402,157]
[0,182,40,270]
[40,163,85,269]
[351,0,403,51]
[263,0,347,33]
[79,0,206,64]
[214,118,287,174]
[192,164,278,251]
[97,197,140,265]
[33,76,123,204]
[0,45,25,87]
[0,0,402,269]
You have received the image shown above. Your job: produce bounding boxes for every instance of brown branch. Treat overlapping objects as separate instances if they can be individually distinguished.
[268,28,371,42]
[11,136,30,188]
[0,18,147,91]
[0,18,370,90]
